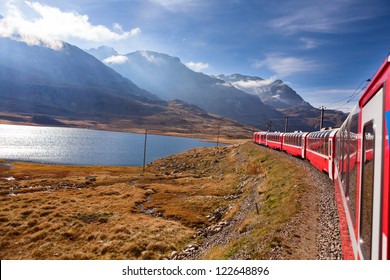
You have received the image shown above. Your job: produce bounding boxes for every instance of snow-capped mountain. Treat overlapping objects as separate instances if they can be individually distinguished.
[217,74,312,110]
[89,48,283,128]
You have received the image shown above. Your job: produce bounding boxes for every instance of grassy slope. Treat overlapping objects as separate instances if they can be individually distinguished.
[0,142,318,259]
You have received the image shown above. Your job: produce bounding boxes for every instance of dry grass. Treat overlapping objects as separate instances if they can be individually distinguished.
[0,180,194,259]
[0,142,317,260]
[0,144,242,259]
[201,143,317,260]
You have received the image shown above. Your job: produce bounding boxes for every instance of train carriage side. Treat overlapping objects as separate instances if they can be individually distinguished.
[266,132,283,150]
[252,131,267,145]
[282,131,309,158]
[305,129,338,179]
[252,132,258,143]
[356,55,389,260]
[258,131,267,146]
[334,55,390,260]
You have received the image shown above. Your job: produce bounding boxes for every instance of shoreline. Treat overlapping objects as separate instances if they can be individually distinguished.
[0,121,247,145]
[0,122,245,168]
[0,112,255,142]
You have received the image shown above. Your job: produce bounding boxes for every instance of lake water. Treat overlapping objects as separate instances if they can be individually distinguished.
[0,124,221,166]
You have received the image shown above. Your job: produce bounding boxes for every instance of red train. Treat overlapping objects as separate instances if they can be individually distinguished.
[252,55,390,260]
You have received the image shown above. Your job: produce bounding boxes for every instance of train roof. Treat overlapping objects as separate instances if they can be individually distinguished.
[359,55,390,108]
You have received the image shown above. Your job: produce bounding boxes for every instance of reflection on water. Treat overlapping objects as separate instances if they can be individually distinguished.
[0,124,219,166]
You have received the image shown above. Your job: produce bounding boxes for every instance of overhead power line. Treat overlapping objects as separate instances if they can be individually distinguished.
[325,78,371,110]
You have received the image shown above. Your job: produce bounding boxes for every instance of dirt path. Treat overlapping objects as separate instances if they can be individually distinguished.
[195,177,261,259]
[174,143,342,260]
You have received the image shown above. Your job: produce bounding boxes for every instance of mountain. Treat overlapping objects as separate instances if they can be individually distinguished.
[217,74,312,109]
[0,38,254,138]
[89,49,283,128]
[87,46,118,61]
[218,74,347,130]
[0,38,163,119]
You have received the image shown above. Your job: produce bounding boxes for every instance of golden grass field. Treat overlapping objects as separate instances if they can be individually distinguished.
[0,142,318,259]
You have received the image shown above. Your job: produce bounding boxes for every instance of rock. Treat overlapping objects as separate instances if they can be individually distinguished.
[170,251,178,259]
[85,176,96,182]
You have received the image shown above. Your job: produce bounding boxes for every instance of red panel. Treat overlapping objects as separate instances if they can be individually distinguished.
[282,144,302,157]
[334,179,355,259]
[267,140,282,150]
[306,150,329,173]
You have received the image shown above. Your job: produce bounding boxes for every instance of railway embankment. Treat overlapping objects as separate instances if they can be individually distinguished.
[0,142,341,259]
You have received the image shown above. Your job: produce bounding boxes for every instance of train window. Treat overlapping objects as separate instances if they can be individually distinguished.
[335,131,341,170]
[324,132,330,155]
[347,108,359,225]
[360,122,375,259]
[340,128,346,188]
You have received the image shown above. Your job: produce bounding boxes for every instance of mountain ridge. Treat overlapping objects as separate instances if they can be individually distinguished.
[0,38,254,138]
[92,49,284,128]
[90,47,346,131]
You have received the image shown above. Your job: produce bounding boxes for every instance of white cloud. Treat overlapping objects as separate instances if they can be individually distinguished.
[268,0,374,34]
[300,37,321,49]
[253,54,319,77]
[113,23,123,32]
[149,0,197,11]
[0,1,140,49]
[232,77,277,89]
[230,77,277,95]
[129,27,141,36]
[103,55,128,64]
[185,61,209,72]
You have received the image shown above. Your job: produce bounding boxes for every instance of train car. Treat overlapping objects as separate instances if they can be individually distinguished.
[252,56,390,259]
[266,132,284,150]
[334,55,390,260]
[306,129,338,179]
[252,132,259,144]
[252,131,267,145]
[257,131,267,146]
[282,131,309,158]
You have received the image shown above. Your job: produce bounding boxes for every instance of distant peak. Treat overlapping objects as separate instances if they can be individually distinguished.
[218,73,265,83]
[86,46,118,60]
[97,46,117,53]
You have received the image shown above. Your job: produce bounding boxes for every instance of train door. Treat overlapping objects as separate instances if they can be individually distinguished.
[359,87,384,259]
[301,134,306,158]
[328,137,334,180]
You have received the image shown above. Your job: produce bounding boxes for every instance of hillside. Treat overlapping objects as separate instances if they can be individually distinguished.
[0,38,253,139]
[91,47,346,131]
[0,142,341,260]
[89,49,283,128]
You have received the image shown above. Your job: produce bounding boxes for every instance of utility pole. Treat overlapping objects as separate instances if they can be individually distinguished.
[267,120,272,132]
[143,129,148,173]
[284,116,289,132]
[320,106,326,130]
[216,123,220,147]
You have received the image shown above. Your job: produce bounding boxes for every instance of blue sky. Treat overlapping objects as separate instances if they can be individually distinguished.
[1,0,389,112]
